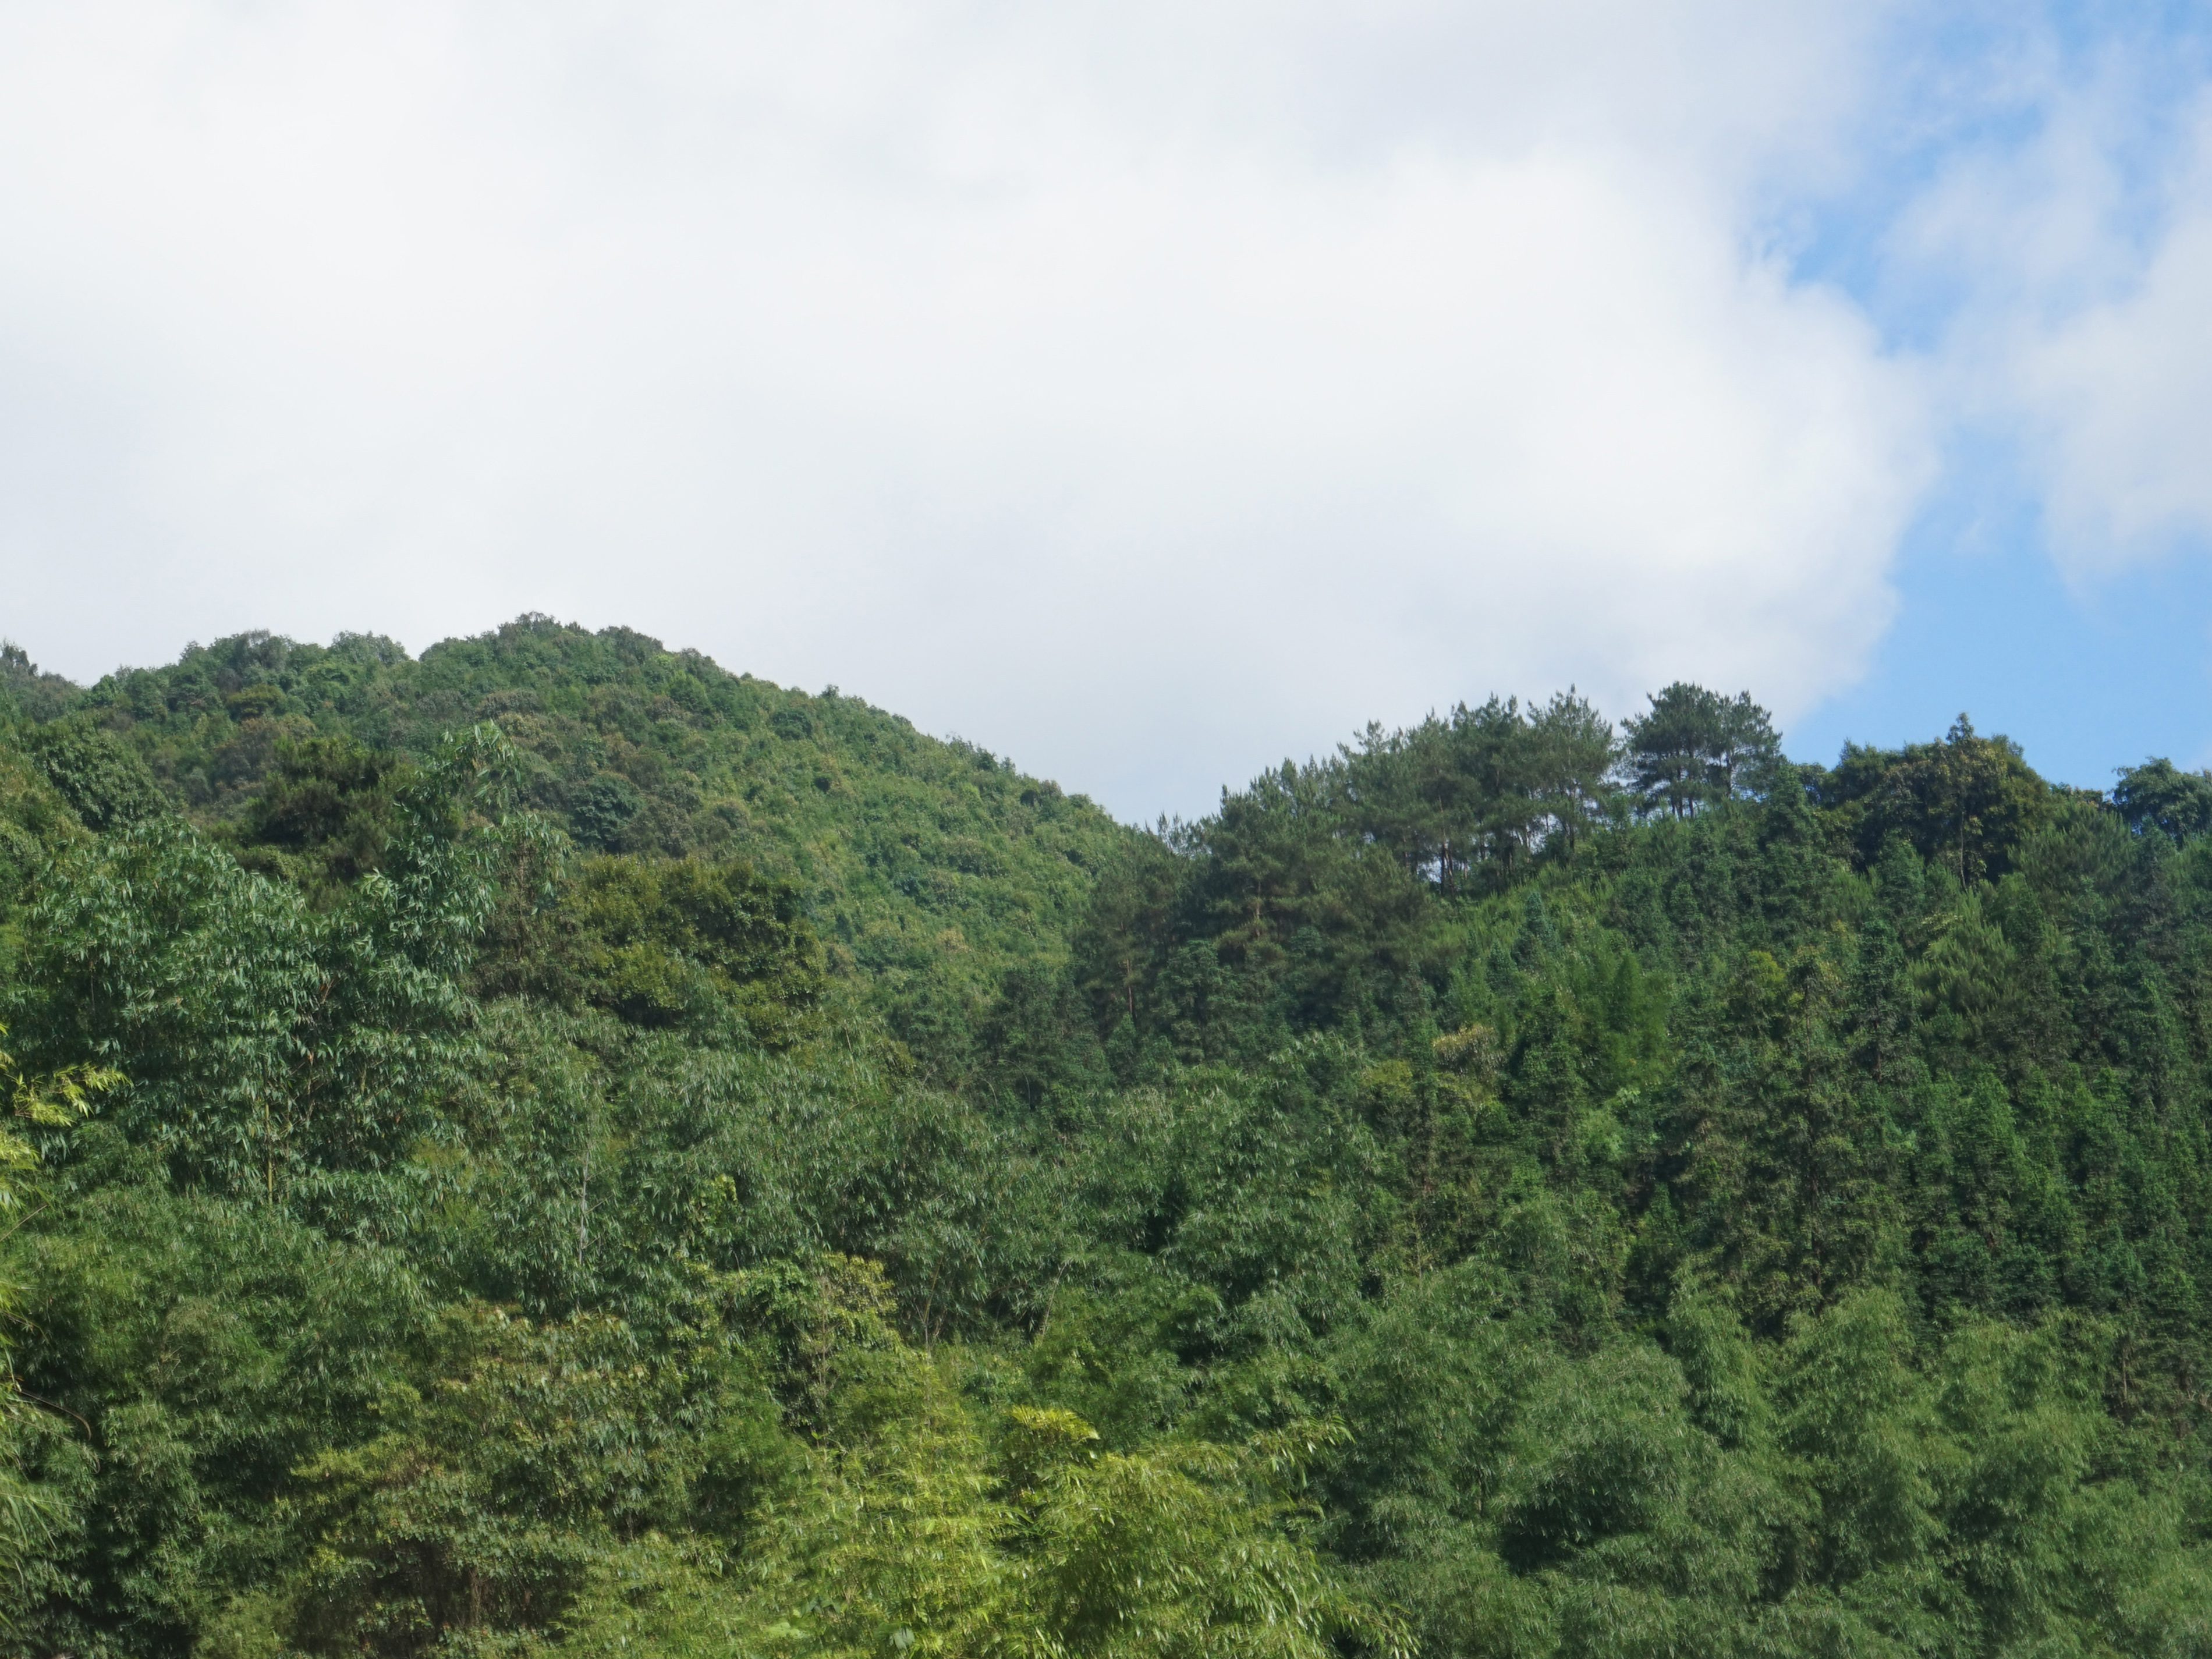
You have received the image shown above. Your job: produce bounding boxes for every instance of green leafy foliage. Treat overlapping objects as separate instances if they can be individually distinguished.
[2113,756,2212,843]
[2,635,2212,1657]
[41,619,1132,1073]
[1621,682,1782,818]
[1809,715,2053,883]
[24,719,172,836]
[226,733,414,895]
[543,855,828,1045]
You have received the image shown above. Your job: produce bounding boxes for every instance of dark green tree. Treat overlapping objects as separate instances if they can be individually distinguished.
[1817,715,2051,882]
[2112,756,2212,842]
[1621,683,1780,818]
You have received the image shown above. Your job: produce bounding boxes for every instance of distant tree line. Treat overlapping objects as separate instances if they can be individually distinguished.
[1198,680,1786,907]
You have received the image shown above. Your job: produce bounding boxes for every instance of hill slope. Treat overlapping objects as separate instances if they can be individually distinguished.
[5,640,2212,1658]
[13,616,1134,1052]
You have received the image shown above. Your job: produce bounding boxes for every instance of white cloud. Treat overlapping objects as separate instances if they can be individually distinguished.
[1870,32,2212,588]
[0,0,1935,814]
[2005,101,2212,573]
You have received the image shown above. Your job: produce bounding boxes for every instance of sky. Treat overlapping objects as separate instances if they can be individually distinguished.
[3,2,2212,820]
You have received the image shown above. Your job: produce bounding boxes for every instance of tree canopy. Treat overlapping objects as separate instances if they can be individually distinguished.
[2,628,2211,1658]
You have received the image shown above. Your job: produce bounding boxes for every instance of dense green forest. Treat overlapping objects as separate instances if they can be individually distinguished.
[4,619,2212,1657]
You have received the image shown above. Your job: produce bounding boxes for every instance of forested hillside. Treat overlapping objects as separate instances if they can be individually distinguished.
[4,628,2212,1657]
[3,620,1130,1069]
